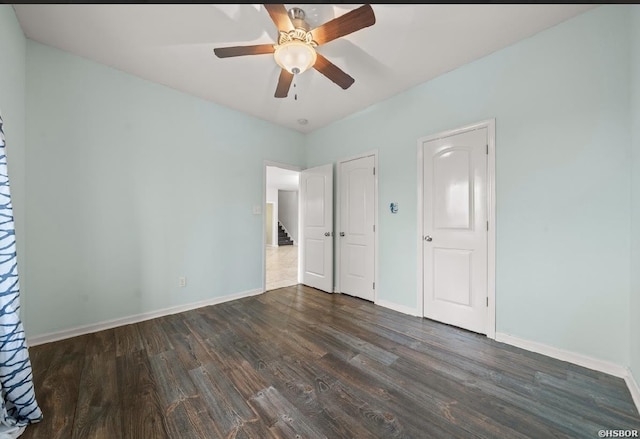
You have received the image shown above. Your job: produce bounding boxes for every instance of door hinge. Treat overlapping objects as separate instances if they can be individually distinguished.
[486,144,489,155]
[486,221,489,231]
[373,282,375,290]
[373,224,375,232]
[373,167,376,175]
[486,297,489,307]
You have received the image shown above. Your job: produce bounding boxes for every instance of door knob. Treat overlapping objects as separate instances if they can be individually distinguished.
[339,232,345,237]
[424,235,433,242]
[324,232,331,237]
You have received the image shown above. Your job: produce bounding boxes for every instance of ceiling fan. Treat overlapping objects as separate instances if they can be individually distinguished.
[213,4,376,98]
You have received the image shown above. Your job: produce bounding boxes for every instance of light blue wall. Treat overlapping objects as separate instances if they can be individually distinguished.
[630,5,640,385]
[24,41,305,336]
[0,6,28,326]
[306,5,631,365]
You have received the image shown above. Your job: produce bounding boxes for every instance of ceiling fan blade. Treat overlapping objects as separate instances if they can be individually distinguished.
[275,69,294,98]
[213,44,275,58]
[311,5,376,46]
[313,53,355,90]
[264,4,294,32]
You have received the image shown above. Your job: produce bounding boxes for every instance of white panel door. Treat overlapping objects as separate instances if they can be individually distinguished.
[300,164,333,293]
[339,155,375,301]
[422,128,488,334]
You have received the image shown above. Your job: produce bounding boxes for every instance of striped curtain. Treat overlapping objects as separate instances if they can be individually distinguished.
[0,115,42,438]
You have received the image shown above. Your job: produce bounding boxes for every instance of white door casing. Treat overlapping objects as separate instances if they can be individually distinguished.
[338,155,376,301]
[300,164,333,293]
[421,126,489,334]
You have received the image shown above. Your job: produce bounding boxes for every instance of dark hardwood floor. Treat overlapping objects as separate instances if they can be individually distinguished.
[22,285,639,438]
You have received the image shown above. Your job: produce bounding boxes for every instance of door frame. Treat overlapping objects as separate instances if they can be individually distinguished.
[416,119,496,339]
[336,150,379,300]
[263,160,302,293]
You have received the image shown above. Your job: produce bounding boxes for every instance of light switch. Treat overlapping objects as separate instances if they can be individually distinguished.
[252,205,262,215]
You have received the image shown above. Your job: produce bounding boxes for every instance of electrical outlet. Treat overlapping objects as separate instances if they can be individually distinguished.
[178,276,187,287]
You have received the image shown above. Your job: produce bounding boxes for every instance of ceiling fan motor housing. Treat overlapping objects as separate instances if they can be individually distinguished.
[288,7,309,30]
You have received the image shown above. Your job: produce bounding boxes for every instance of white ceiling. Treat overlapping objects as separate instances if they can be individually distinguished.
[266,166,299,191]
[13,4,596,133]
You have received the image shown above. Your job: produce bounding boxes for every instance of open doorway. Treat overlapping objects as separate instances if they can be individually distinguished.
[265,165,300,291]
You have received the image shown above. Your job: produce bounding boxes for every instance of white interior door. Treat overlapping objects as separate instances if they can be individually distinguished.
[422,128,488,334]
[300,164,333,293]
[339,155,375,301]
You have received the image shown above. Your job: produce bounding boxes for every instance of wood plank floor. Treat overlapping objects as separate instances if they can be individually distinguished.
[22,285,640,438]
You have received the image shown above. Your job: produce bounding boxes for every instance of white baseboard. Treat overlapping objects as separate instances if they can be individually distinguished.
[496,332,640,414]
[375,299,421,317]
[495,332,627,378]
[625,369,640,415]
[28,288,263,346]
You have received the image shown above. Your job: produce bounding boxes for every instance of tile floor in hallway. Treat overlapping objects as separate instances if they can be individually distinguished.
[265,244,298,290]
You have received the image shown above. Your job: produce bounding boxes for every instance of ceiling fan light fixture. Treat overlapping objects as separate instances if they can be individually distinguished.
[274,40,317,75]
